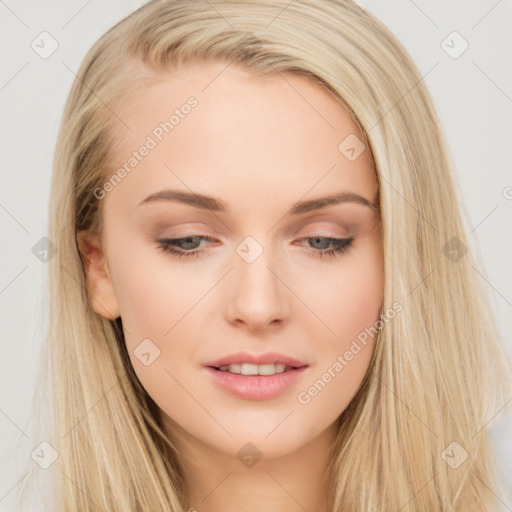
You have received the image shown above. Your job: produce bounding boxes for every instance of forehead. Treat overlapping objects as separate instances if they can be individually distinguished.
[104,60,378,217]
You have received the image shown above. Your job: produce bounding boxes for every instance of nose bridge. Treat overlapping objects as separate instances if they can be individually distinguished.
[225,235,289,329]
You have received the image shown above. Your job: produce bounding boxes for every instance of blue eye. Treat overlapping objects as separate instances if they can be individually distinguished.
[155,235,215,259]
[154,235,354,260]
[299,236,355,259]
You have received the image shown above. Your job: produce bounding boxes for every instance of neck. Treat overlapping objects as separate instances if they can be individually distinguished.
[163,417,338,512]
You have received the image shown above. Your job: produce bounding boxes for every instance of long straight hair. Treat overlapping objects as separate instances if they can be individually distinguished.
[19,0,512,510]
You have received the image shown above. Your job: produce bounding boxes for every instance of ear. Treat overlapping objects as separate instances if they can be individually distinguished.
[76,230,121,320]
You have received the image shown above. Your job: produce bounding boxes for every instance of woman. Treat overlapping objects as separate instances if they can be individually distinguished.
[25,0,512,510]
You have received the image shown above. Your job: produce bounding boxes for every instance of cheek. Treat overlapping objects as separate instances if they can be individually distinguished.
[299,241,383,409]
[307,240,383,346]
[109,241,202,338]
[109,251,203,416]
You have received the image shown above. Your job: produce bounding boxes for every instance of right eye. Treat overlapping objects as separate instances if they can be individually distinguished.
[154,235,217,259]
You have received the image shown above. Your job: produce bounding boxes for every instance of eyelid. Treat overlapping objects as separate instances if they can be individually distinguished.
[155,225,351,242]
[301,230,348,238]
[291,219,353,236]
[297,228,352,241]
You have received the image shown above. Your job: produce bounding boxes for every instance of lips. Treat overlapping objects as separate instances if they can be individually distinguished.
[206,351,309,369]
[204,352,309,400]
[205,365,309,400]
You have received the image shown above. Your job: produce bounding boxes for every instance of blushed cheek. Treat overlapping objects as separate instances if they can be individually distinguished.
[116,272,185,342]
[111,263,193,400]
[314,263,382,414]
[106,231,189,329]
[316,247,383,357]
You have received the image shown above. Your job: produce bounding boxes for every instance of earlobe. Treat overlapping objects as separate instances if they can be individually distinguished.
[76,230,121,320]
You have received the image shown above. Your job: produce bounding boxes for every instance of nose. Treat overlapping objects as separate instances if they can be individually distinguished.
[223,245,291,334]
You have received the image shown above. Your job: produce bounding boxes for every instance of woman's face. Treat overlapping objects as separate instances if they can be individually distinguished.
[79,60,383,459]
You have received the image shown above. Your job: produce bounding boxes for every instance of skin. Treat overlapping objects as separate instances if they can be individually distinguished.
[78,60,384,512]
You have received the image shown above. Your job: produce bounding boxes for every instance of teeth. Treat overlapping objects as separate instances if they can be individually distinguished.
[217,363,289,375]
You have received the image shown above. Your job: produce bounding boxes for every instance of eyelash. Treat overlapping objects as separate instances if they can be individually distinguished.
[154,235,355,260]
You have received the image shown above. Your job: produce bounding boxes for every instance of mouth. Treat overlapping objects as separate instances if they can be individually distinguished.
[208,363,307,376]
[204,352,309,399]
[205,364,310,400]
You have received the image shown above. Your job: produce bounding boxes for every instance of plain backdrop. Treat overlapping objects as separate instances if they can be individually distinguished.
[1,1,511,510]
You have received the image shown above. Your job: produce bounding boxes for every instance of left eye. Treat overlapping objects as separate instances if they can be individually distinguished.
[154,235,355,260]
[295,236,355,259]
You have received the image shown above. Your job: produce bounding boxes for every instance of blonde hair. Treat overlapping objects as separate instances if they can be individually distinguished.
[20,0,512,510]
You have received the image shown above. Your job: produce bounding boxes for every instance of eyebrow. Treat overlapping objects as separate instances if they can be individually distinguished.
[137,189,379,214]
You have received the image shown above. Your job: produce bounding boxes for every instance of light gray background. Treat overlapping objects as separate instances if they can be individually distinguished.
[1,1,511,510]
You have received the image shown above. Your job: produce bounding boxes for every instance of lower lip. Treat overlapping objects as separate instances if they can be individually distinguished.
[205,366,309,400]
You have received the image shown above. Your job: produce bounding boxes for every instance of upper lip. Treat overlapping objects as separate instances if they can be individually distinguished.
[206,352,309,369]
